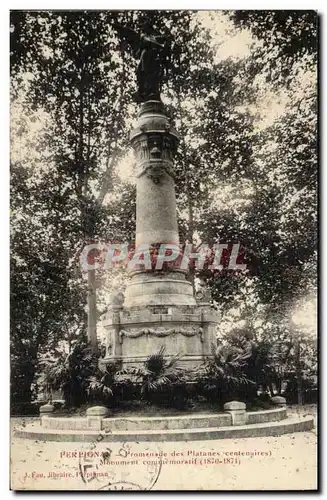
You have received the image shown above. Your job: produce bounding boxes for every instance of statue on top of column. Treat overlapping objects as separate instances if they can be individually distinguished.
[113,23,170,103]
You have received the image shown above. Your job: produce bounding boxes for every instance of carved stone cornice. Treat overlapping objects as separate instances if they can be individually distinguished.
[130,107,180,143]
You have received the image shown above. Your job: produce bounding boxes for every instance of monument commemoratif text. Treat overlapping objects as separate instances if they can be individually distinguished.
[102,25,219,368]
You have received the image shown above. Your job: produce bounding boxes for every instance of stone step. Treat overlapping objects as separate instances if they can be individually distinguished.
[40,408,287,432]
[14,415,314,442]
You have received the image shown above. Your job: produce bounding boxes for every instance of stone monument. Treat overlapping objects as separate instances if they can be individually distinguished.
[102,25,219,368]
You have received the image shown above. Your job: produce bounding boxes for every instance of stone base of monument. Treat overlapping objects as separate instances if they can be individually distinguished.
[102,302,219,369]
[15,404,314,442]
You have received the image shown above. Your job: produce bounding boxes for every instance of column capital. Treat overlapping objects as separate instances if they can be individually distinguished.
[130,102,180,184]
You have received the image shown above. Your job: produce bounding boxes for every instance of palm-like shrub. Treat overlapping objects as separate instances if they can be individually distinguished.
[86,375,113,405]
[86,361,117,406]
[245,340,279,396]
[43,340,99,408]
[200,344,254,404]
[224,329,281,397]
[141,347,188,408]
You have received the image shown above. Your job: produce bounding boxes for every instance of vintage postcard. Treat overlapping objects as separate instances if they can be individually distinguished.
[10,9,318,491]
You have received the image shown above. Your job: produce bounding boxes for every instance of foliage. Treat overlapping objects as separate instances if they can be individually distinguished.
[140,347,192,409]
[222,327,279,395]
[198,344,254,404]
[42,338,99,407]
[86,375,113,406]
[283,377,317,404]
[221,320,317,401]
[10,158,88,403]
[228,10,317,85]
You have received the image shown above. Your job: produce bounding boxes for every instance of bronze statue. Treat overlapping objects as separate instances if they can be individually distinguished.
[113,24,169,103]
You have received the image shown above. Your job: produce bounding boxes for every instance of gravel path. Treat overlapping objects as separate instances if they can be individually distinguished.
[10,405,318,491]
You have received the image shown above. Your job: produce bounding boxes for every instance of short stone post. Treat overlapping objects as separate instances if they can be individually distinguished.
[270,396,287,408]
[223,401,247,426]
[86,406,109,431]
[39,402,54,416]
[39,401,54,425]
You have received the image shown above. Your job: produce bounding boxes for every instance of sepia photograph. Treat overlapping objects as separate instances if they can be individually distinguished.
[10,9,318,491]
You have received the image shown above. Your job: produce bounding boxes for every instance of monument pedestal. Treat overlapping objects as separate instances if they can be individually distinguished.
[102,303,218,369]
[102,100,219,369]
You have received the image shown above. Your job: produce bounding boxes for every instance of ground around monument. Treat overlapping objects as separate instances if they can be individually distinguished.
[10,405,317,491]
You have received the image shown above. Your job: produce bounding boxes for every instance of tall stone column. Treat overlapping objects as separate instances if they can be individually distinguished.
[123,100,196,308]
[133,101,179,247]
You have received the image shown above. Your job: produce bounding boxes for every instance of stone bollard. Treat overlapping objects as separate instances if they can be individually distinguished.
[39,402,54,415]
[39,402,54,425]
[270,396,287,408]
[223,401,247,426]
[86,406,109,431]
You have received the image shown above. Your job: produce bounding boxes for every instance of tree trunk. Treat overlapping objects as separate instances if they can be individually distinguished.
[186,188,196,292]
[295,338,303,405]
[87,268,97,347]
